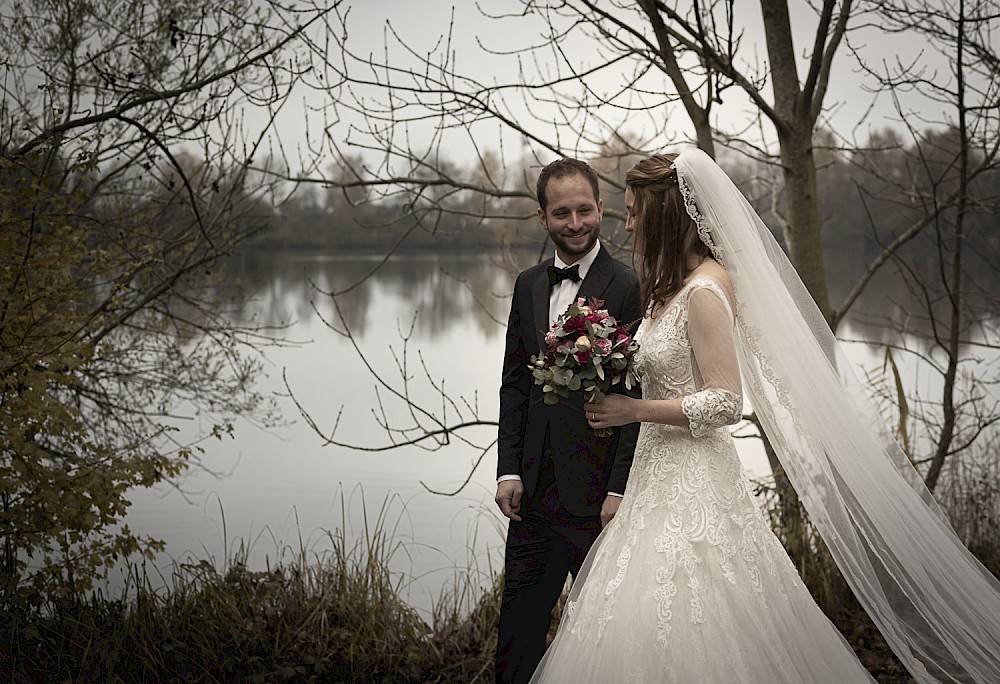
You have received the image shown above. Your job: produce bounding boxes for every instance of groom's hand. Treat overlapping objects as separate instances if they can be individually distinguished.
[496,480,524,522]
[600,495,622,528]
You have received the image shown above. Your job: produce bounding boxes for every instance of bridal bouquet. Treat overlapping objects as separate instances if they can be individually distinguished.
[529,297,640,437]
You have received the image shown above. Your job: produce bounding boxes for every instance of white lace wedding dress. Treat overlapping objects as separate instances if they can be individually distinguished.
[529,277,876,683]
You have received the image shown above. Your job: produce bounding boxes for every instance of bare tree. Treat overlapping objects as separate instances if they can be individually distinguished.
[282,0,999,581]
[276,3,861,567]
[0,0,333,602]
[845,0,1000,496]
[287,1,861,321]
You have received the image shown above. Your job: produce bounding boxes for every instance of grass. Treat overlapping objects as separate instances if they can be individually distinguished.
[2,459,998,683]
[1,494,504,683]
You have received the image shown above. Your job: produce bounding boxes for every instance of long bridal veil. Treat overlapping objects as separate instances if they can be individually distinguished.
[674,148,1000,683]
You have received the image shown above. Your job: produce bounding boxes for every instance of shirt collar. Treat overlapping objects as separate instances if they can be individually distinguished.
[554,239,601,278]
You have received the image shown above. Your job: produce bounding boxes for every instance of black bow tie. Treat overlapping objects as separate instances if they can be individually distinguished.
[547,264,581,287]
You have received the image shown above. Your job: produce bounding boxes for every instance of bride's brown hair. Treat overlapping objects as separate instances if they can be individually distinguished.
[626,153,711,312]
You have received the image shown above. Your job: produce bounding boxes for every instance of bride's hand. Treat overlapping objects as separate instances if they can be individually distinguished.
[587,393,636,428]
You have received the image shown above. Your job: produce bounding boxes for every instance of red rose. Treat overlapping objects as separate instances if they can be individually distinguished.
[575,348,592,364]
[563,316,588,335]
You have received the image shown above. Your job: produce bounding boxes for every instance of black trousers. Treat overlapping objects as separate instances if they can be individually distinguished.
[495,450,603,684]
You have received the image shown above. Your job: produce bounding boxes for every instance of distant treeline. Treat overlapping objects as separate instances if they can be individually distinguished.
[245,179,536,253]
[243,131,999,289]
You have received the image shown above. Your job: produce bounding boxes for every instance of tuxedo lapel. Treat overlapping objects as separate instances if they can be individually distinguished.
[575,247,615,304]
[531,262,552,353]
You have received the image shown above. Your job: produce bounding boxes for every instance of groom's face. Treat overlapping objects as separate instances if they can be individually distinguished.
[537,172,602,265]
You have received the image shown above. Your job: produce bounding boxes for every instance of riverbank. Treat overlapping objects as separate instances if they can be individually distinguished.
[1,524,501,683]
[6,532,993,682]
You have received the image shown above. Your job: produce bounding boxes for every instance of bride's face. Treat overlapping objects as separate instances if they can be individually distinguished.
[624,187,636,235]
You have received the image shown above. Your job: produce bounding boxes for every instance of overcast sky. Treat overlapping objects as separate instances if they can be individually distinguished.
[268,1,955,173]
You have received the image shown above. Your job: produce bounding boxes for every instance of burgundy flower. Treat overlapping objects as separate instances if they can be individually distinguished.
[563,316,588,335]
[527,295,639,436]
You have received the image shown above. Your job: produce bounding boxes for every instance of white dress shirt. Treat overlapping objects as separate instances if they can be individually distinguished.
[549,241,601,323]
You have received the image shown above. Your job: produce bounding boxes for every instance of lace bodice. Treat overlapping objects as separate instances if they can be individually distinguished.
[634,277,743,436]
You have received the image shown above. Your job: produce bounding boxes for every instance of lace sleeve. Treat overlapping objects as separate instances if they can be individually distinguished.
[682,283,743,437]
[681,389,742,437]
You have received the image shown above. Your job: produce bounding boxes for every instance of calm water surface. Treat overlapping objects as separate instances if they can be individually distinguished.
[123,252,521,615]
[119,249,963,616]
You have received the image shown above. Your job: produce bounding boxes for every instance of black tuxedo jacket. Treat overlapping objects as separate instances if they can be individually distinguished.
[497,247,643,518]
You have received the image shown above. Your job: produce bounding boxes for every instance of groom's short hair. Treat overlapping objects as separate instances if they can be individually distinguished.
[536,158,601,212]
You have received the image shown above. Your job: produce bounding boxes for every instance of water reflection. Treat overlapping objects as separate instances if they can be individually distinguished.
[825,245,999,350]
[123,249,522,617]
[120,247,995,617]
[219,246,997,350]
[222,251,518,341]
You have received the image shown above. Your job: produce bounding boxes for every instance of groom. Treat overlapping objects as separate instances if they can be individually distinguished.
[495,158,642,684]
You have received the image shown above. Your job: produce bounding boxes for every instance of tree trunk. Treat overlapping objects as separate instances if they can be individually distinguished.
[759,0,834,322]
[692,109,716,159]
[756,414,807,569]
[924,2,969,492]
[776,126,833,322]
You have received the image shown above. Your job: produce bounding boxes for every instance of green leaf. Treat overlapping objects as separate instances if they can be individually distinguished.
[553,367,573,386]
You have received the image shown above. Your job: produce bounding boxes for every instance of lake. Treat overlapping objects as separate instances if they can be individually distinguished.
[121,251,526,616]
[117,248,964,618]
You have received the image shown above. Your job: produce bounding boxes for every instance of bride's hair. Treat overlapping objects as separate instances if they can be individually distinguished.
[626,153,711,312]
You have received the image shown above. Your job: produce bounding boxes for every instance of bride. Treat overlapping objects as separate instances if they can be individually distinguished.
[528,150,1000,683]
